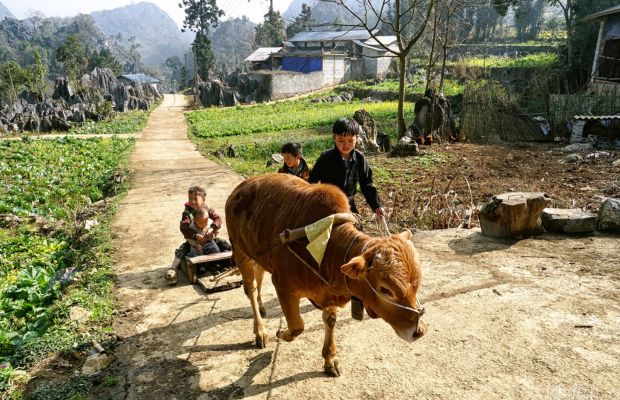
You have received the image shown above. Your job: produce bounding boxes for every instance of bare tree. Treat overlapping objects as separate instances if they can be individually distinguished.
[325,0,435,138]
[436,0,472,92]
[26,9,46,31]
[547,0,574,68]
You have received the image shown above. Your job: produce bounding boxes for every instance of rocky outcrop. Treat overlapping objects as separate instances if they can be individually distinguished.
[353,109,379,152]
[0,68,161,134]
[197,79,239,107]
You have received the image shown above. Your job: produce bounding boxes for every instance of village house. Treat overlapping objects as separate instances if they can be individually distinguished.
[244,29,397,99]
[568,5,620,149]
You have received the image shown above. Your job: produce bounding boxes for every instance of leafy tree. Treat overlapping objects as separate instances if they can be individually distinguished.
[55,33,88,82]
[255,0,286,47]
[492,0,546,41]
[0,61,32,103]
[286,3,315,38]
[88,48,122,75]
[474,1,503,41]
[547,0,616,73]
[127,36,142,65]
[165,55,183,84]
[179,0,224,81]
[28,49,48,98]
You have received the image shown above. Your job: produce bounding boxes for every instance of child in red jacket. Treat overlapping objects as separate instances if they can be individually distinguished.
[165,186,222,285]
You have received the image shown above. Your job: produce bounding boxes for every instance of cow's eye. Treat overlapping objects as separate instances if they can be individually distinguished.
[379,286,394,298]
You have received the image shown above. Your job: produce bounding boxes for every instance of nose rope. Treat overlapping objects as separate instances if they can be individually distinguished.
[343,237,425,328]
[363,276,425,316]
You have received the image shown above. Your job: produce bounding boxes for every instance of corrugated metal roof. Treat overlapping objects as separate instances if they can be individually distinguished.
[573,115,620,120]
[352,39,381,51]
[244,47,282,62]
[119,74,160,84]
[364,36,397,47]
[583,5,620,21]
[289,29,377,42]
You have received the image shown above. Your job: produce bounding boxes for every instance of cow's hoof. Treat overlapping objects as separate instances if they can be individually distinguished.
[165,269,177,286]
[255,335,267,349]
[324,359,340,377]
[259,305,267,318]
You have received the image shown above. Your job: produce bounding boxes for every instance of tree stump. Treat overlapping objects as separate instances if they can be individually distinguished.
[479,192,551,238]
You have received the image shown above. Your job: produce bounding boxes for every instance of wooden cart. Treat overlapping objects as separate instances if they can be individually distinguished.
[180,251,242,292]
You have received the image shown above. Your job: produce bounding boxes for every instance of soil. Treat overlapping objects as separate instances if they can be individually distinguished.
[29,95,620,399]
[356,142,620,233]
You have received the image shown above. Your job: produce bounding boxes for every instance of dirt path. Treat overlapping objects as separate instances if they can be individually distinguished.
[102,94,619,400]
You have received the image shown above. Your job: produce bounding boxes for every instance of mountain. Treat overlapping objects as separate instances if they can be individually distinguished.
[0,14,136,75]
[211,17,257,73]
[283,0,379,28]
[0,1,15,20]
[283,0,319,22]
[90,2,191,68]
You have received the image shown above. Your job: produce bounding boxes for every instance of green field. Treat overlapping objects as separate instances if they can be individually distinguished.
[0,137,134,395]
[68,109,150,135]
[186,100,409,138]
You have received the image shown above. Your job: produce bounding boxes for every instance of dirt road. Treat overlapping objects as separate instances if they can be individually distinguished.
[102,94,619,399]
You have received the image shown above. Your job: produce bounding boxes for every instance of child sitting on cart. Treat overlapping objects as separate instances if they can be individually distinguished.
[165,186,229,285]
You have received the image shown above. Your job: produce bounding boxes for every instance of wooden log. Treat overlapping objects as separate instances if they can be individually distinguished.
[479,192,551,238]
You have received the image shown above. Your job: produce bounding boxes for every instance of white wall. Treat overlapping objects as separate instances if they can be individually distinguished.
[270,72,325,99]
[322,55,347,85]
[362,48,395,78]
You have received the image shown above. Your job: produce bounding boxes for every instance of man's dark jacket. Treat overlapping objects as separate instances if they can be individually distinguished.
[309,147,381,212]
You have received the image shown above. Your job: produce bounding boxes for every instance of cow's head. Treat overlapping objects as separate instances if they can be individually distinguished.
[341,229,426,342]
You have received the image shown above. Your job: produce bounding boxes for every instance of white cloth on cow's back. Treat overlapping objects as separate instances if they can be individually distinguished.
[305,215,334,265]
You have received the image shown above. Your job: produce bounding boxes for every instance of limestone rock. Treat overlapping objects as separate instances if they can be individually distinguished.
[560,143,593,153]
[479,192,551,238]
[597,198,620,232]
[82,353,112,375]
[70,306,92,323]
[353,109,379,152]
[541,208,597,233]
[390,136,418,156]
[198,79,239,107]
[559,154,582,164]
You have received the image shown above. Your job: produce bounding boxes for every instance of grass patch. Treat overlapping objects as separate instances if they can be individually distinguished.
[341,78,463,96]
[448,53,558,69]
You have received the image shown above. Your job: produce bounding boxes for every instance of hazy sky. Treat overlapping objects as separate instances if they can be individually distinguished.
[2,0,294,27]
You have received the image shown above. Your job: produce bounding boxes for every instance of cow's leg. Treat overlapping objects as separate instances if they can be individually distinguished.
[275,288,304,342]
[239,260,267,348]
[255,265,267,318]
[322,307,340,377]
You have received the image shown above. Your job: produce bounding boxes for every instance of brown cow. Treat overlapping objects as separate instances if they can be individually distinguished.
[225,173,426,376]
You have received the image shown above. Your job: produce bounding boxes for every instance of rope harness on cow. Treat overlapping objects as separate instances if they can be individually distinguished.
[286,226,426,331]
[233,212,425,332]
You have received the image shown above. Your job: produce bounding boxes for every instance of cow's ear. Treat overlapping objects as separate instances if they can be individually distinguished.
[341,256,367,279]
[399,229,413,241]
